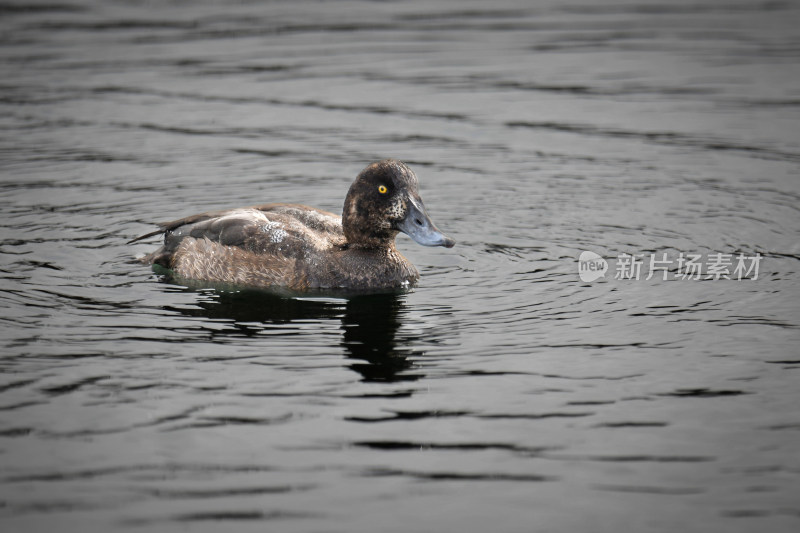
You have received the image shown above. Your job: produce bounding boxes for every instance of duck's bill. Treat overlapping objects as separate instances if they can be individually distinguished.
[397,197,455,248]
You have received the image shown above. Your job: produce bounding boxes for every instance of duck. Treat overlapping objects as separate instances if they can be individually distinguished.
[130,159,455,291]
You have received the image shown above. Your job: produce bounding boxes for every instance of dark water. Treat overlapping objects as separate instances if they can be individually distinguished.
[2,1,800,531]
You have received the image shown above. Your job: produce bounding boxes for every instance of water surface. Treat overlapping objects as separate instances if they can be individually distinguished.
[1,1,799,532]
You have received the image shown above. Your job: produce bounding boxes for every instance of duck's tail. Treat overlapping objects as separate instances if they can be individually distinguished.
[127,227,165,245]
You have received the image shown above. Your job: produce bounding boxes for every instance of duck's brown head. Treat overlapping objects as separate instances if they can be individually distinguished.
[342,159,455,250]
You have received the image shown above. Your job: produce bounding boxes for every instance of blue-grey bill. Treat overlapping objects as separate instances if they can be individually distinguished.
[397,197,456,248]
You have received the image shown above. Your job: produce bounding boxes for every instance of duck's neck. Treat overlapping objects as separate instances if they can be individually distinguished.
[343,240,397,254]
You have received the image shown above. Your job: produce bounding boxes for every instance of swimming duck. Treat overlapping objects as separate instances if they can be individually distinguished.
[131,159,455,291]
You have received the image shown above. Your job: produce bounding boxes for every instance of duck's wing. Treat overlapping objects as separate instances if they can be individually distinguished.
[129,203,342,244]
[132,203,344,267]
[252,203,343,237]
[127,205,271,244]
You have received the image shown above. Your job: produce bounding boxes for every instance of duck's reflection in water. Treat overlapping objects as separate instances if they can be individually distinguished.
[165,287,421,382]
[340,293,421,381]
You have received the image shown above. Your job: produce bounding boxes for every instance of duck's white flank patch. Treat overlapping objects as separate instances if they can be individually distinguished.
[260,219,287,243]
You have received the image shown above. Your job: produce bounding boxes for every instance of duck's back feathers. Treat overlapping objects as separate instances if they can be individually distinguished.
[165,204,342,249]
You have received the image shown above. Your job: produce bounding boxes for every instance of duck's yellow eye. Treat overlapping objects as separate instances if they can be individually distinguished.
[378,185,388,194]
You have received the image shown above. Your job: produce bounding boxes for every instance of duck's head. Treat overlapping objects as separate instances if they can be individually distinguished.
[343,159,455,249]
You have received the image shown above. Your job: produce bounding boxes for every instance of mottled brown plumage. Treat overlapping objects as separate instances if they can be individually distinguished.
[131,160,454,292]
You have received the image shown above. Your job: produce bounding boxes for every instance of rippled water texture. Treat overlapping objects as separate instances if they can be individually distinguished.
[2,1,800,532]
